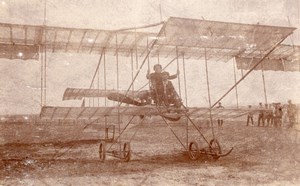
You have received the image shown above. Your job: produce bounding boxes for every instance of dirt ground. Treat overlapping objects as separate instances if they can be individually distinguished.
[1,121,300,186]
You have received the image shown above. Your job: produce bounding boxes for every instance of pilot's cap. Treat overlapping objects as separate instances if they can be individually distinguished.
[153,64,162,71]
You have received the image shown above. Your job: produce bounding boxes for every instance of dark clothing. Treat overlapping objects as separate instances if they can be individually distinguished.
[247,115,254,126]
[287,103,297,128]
[274,106,283,127]
[147,71,178,106]
[216,105,224,127]
[264,110,273,127]
[258,106,264,126]
[247,108,254,126]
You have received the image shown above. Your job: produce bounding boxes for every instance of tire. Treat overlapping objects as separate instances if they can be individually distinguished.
[209,139,221,160]
[188,141,200,160]
[122,142,131,162]
[99,141,106,162]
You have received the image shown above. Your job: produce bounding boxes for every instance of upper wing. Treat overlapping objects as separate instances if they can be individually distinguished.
[0,18,295,63]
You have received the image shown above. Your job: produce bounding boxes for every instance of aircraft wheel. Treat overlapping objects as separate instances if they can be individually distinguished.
[122,142,131,162]
[209,139,222,160]
[99,141,106,162]
[188,141,200,160]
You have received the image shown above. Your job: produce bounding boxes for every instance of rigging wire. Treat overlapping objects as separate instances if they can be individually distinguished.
[232,58,239,108]
[117,21,168,106]
[260,51,268,105]
[210,35,289,109]
[261,63,268,105]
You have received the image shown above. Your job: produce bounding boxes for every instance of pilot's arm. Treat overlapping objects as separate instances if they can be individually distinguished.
[168,69,180,80]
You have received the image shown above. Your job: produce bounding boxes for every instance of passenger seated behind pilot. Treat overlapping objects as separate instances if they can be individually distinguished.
[146,64,178,106]
[161,72,182,107]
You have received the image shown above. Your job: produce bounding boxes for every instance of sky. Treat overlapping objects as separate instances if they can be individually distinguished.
[0,0,299,114]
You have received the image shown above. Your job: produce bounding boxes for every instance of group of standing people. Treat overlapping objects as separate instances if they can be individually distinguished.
[246,100,297,128]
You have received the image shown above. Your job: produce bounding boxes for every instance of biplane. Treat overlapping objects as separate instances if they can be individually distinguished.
[0,17,299,161]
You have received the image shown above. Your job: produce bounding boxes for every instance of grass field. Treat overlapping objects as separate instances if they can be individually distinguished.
[1,119,300,185]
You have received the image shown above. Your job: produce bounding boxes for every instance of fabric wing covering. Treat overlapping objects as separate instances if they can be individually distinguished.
[154,17,296,61]
[40,106,264,121]
[0,17,296,64]
[235,45,300,72]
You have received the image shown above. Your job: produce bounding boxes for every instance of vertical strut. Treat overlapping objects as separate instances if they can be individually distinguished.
[44,38,47,106]
[42,0,47,107]
[176,47,182,97]
[135,29,139,69]
[147,36,151,90]
[116,33,121,150]
[40,46,43,107]
[131,50,134,92]
[204,48,215,139]
[97,54,100,106]
[182,52,189,148]
[182,53,188,106]
[104,49,107,106]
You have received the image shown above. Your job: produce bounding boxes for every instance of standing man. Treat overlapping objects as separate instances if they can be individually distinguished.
[267,104,274,127]
[216,102,225,127]
[274,103,283,127]
[264,104,272,127]
[287,100,297,128]
[246,105,254,126]
[258,102,264,127]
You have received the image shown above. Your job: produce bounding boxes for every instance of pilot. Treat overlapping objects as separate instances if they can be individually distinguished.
[146,64,179,106]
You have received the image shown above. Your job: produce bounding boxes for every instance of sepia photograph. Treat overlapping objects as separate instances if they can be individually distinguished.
[0,0,299,185]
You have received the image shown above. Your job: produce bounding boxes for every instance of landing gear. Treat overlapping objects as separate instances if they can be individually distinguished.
[188,141,200,160]
[99,141,131,162]
[122,142,131,162]
[99,141,106,161]
[209,139,222,160]
[187,139,232,161]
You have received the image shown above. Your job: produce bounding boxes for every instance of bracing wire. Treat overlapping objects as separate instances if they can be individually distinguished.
[232,58,239,108]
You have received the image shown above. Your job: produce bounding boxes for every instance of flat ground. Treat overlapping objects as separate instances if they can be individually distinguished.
[0,121,300,186]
